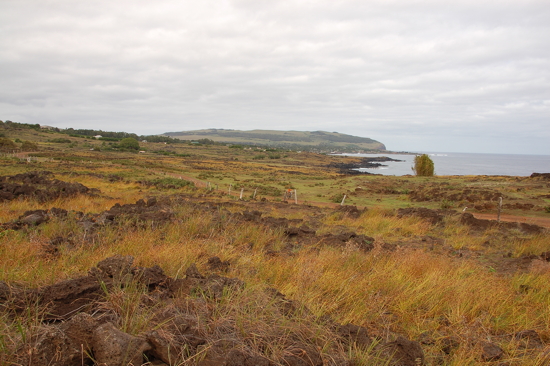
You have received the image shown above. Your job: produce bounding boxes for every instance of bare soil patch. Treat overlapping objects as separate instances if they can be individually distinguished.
[472,212,550,228]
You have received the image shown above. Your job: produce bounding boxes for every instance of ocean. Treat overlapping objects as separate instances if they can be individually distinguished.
[337,152,550,176]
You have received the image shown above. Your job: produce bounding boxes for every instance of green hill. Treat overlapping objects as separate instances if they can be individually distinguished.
[163,129,386,152]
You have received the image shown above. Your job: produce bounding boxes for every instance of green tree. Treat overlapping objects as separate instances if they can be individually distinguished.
[118,137,140,150]
[413,154,434,176]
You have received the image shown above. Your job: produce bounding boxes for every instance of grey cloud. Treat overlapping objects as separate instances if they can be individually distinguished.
[0,0,549,153]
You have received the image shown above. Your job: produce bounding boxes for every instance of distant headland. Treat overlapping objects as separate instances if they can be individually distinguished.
[163,129,386,153]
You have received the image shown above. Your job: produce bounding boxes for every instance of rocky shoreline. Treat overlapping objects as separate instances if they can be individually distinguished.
[329,156,404,175]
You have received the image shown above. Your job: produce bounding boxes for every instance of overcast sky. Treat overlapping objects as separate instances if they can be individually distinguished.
[1,0,549,154]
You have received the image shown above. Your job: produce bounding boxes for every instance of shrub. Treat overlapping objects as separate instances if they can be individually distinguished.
[20,140,38,151]
[49,138,72,143]
[257,185,282,197]
[151,177,195,189]
[440,199,454,209]
[153,150,173,156]
[413,154,434,176]
[0,137,17,152]
[118,137,140,150]
[331,192,346,203]
[98,137,121,141]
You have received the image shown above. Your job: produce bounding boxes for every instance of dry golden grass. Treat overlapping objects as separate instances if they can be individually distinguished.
[1,195,550,365]
[1,141,550,365]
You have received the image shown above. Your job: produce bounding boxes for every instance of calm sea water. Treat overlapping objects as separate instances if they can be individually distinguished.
[338,152,550,176]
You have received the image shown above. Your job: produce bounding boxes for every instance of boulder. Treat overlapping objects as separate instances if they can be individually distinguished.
[92,322,151,366]
[481,342,504,361]
[397,208,443,225]
[337,323,371,349]
[383,336,425,366]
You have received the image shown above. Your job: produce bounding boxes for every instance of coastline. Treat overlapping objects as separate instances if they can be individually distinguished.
[334,152,550,177]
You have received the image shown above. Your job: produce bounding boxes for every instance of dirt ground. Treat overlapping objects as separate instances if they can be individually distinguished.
[473,213,550,228]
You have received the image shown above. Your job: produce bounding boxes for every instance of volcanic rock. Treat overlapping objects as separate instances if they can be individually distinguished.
[92,322,151,366]
[481,342,504,361]
[337,323,371,348]
[397,208,443,225]
[383,336,425,366]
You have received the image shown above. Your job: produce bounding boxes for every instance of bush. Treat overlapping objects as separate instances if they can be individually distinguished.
[153,150,173,156]
[413,154,434,176]
[0,137,17,152]
[118,137,140,150]
[440,199,454,209]
[151,177,195,189]
[331,193,346,203]
[98,137,121,142]
[49,138,72,143]
[20,140,38,151]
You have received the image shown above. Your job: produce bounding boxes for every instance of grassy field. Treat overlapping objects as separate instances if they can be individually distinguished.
[1,123,549,365]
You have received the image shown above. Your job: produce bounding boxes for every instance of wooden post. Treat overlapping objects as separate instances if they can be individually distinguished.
[497,196,502,222]
[340,194,347,206]
[240,188,244,200]
[294,189,298,204]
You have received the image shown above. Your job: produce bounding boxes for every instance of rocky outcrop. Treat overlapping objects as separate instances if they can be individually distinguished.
[397,207,444,225]
[460,213,546,234]
[0,171,97,202]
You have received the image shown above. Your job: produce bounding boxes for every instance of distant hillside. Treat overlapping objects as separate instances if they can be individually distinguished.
[163,129,386,152]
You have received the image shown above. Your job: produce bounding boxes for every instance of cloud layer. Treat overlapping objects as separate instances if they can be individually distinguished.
[1,0,549,154]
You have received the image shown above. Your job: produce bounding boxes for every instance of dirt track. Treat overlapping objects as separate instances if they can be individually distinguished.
[472,213,550,228]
